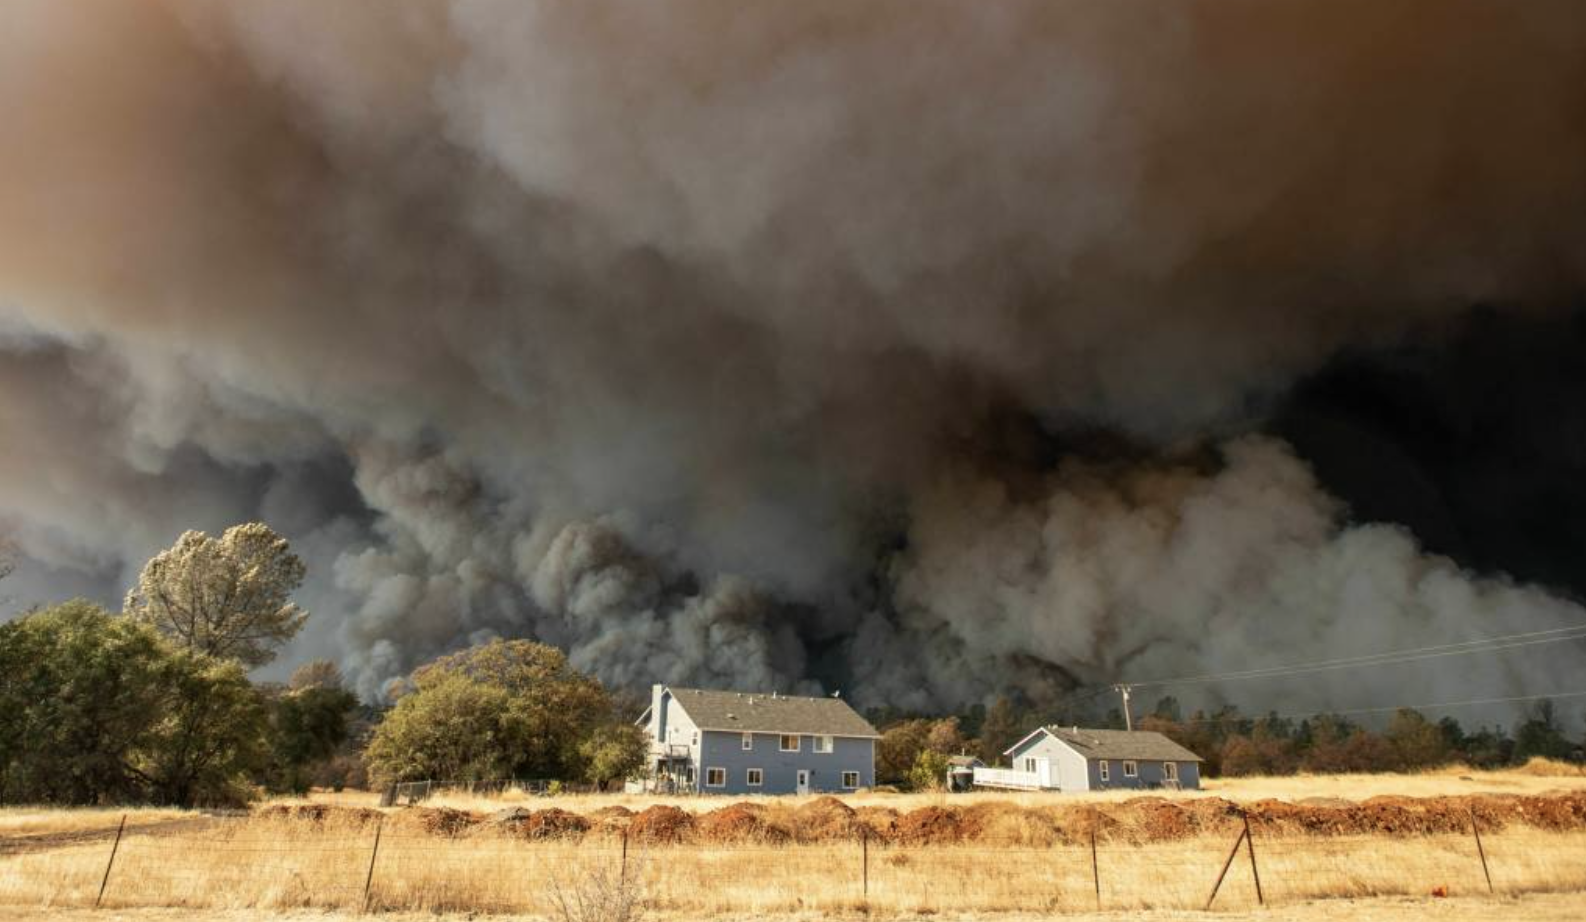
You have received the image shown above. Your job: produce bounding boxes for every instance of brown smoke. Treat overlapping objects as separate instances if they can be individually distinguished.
[1,1,1584,709]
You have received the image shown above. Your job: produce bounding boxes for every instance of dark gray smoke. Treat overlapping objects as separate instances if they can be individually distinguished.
[2,1,1585,712]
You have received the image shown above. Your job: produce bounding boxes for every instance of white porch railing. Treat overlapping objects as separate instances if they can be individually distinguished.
[971,767,1044,789]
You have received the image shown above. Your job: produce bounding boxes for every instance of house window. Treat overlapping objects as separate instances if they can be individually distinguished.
[842,771,860,789]
[742,732,753,751]
[692,731,699,745]
[780,734,800,752]
[747,768,763,787]
[1023,757,1036,773]
[1123,761,1138,778]
[705,767,726,788]
[1098,761,1110,783]
[814,735,833,753]
[1164,761,1179,782]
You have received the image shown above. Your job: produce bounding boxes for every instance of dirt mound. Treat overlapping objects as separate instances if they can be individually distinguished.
[698,803,788,843]
[1514,792,1586,830]
[254,804,382,827]
[387,807,480,837]
[630,805,695,844]
[894,806,964,845]
[794,796,864,841]
[585,805,634,835]
[1051,807,1118,845]
[521,808,591,839]
[1115,797,1195,842]
[855,806,900,842]
[960,802,1058,846]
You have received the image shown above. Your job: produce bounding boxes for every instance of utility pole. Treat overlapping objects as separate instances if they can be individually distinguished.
[1113,684,1134,731]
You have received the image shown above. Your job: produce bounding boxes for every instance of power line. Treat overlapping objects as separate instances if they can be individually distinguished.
[1042,622,1586,718]
[1130,623,1586,690]
[1176,688,1586,726]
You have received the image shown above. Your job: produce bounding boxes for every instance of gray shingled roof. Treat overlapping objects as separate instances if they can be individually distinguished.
[1043,727,1204,762]
[668,687,880,738]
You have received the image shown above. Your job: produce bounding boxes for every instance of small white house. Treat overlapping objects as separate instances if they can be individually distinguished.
[973,726,1202,792]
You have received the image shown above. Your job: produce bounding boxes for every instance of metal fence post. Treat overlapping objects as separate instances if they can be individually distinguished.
[1242,812,1264,906]
[1204,825,1248,911]
[861,827,869,902]
[1471,807,1494,894]
[93,814,127,909]
[361,816,384,913]
[1089,826,1101,911]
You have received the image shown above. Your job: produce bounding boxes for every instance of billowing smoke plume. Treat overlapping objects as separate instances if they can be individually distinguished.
[2,1,1585,711]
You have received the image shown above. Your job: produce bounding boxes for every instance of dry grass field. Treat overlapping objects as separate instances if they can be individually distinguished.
[275,760,1586,815]
[4,763,1586,919]
[3,892,1586,922]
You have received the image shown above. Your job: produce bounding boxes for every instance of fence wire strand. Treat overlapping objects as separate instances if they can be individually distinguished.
[3,813,1583,915]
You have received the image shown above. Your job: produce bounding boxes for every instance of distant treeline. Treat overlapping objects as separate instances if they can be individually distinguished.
[865,694,1586,781]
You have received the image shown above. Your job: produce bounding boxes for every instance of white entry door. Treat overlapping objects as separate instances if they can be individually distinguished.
[1036,759,1055,789]
[796,770,811,795]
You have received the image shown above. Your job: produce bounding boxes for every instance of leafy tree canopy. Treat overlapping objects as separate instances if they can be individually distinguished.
[0,601,268,806]
[580,723,648,790]
[124,523,308,667]
[366,639,612,785]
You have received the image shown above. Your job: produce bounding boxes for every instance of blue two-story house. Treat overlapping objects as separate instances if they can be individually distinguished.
[634,685,880,795]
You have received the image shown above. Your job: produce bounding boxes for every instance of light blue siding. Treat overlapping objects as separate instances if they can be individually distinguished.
[1006,729,1201,791]
[1089,758,1200,790]
[697,731,874,795]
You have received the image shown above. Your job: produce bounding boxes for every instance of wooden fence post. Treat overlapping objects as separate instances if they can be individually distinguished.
[1242,812,1264,906]
[361,816,384,913]
[1089,827,1100,911]
[621,828,630,883]
[1204,826,1248,911]
[1471,807,1494,894]
[93,814,127,909]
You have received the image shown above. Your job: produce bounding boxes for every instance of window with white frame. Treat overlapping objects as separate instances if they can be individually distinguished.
[746,768,763,787]
[705,767,726,788]
[814,735,833,753]
[742,732,753,751]
[779,734,800,752]
[692,731,699,745]
[842,771,860,789]
[1098,760,1110,782]
[1164,761,1179,782]
[1123,760,1138,778]
[1023,757,1036,773]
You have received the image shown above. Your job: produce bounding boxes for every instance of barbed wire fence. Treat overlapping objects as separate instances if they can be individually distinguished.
[4,807,1581,915]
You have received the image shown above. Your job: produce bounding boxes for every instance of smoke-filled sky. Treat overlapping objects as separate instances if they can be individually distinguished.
[3,1,1585,717]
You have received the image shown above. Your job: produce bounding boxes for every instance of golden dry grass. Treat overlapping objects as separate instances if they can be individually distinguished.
[258,762,1586,817]
[0,808,189,840]
[3,807,1584,917]
[6,768,1586,918]
[6,892,1586,922]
